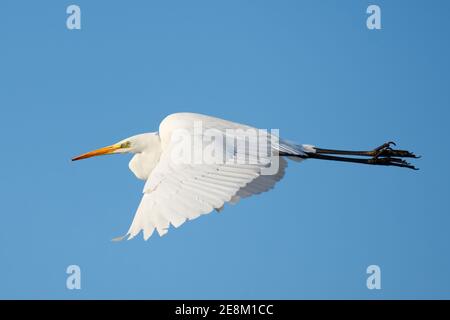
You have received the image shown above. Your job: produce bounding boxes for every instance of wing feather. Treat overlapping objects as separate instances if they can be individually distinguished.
[122,113,292,240]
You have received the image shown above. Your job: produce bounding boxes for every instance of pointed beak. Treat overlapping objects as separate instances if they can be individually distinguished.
[72,144,122,161]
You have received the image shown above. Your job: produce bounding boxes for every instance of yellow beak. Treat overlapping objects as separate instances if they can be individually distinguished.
[72,144,121,161]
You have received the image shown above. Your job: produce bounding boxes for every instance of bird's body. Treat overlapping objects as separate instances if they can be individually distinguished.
[72,112,418,241]
[128,113,307,180]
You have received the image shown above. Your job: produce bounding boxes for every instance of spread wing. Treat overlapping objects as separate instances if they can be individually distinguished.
[120,113,301,240]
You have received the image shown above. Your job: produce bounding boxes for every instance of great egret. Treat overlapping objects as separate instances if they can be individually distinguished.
[72,112,418,241]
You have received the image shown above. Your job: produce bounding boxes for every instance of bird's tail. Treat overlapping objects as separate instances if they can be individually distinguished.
[276,140,315,162]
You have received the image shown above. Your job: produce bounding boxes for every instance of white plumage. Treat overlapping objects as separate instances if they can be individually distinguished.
[72,112,418,241]
[125,113,305,240]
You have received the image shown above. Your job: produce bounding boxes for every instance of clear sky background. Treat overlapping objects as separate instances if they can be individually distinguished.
[0,0,449,299]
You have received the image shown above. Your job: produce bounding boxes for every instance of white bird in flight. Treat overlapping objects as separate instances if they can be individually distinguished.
[72,112,418,241]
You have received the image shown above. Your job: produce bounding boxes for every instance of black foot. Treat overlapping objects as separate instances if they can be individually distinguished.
[368,156,418,170]
[372,141,419,159]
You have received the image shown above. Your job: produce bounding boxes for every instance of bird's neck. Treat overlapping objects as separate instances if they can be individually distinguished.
[128,134,162,180]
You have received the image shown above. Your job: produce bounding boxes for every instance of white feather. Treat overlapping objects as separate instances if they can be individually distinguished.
[118,113,303,240]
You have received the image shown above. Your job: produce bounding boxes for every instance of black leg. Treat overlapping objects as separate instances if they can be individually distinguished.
[304,153,418,170]
[279,141,419,170]
[314,141,419,159]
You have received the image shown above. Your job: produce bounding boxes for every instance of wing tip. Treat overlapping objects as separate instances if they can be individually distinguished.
[111,234,129,242]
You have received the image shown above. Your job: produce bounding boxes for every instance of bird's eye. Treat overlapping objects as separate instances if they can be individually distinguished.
[120,141,131,149]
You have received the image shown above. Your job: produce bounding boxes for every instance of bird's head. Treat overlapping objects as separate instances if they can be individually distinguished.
[72,133,158,161]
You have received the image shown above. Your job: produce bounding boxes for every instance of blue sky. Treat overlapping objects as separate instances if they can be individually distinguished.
[0,0,449,299]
